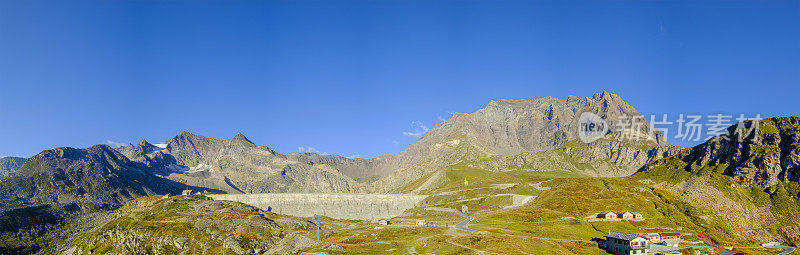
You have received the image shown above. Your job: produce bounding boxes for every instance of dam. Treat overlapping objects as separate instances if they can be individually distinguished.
[209,193,428,221]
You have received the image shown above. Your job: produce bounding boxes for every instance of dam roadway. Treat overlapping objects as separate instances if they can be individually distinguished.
[209,193,428,221]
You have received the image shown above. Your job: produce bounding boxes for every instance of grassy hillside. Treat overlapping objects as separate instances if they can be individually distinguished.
[68,195,286,254]
[296,165,777,254]
[637,156,800,245]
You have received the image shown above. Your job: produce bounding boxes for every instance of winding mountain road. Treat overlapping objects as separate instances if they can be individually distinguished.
[453,212,478,232]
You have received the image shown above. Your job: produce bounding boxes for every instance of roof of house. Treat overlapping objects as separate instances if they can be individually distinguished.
[605,232,645,241]
[632,212,642,215]
[660,232,681,237]
[599,211,614,214]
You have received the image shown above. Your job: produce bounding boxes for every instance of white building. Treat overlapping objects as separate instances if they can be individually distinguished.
[598,211,617,219]
[603,232,649,255]
[617,211,634,220]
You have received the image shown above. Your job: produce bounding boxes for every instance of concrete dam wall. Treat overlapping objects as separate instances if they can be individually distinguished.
[209,193,428,221]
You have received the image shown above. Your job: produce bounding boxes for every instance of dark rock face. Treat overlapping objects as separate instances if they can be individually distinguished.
[0,157,25,179]
[0,145,184,206]
[642,116,800,188]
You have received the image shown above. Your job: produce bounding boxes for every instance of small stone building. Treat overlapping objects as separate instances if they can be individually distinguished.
[378,219,390,225]
[182,190,193,196]
[416,220,426,226]
[597,211,617,219]
[632,212,643,220]
[617,211,634,220]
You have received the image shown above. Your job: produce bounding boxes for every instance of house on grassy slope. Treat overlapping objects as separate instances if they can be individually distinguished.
[603,232,649,255]
[598,211,617,219]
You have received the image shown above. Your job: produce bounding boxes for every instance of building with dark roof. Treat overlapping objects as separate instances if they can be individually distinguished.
[603,232,649,255]
[598,211,617,219]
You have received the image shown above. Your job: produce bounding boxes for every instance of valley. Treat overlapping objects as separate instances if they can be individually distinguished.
[0,92,798,255]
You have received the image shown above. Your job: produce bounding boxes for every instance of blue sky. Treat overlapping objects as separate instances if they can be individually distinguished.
[1,0,798,158]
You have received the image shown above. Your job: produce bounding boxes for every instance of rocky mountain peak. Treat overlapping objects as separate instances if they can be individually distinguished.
[230,133,254,144]
[137,139,151,147]
[401,91,666,160]
[0,144,182,205]
[371,91,677,192]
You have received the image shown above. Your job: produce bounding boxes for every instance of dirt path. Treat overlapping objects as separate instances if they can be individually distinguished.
[445,238,502,255]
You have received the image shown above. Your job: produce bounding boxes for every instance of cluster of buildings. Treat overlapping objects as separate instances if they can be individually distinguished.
[377,219,434,227]
[597,211,644,220]
[602,231,682,255]
[181,189,210,196]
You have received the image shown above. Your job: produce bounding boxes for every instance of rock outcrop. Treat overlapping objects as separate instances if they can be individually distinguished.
[66,195,288,255]
[642,116,800,188]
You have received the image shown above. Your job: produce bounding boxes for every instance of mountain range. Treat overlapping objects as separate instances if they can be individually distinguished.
[0,91,683,203]
[2,91,800,253]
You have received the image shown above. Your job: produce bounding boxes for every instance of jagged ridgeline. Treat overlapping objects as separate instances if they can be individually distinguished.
[0,91,693,253]
[0,91,684,204]
[0,145,187,254]
[372,91,682,192]
[115,132,398,194]
[637,117,800,243]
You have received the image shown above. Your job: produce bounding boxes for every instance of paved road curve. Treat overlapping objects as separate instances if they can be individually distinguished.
[453,212,479,232]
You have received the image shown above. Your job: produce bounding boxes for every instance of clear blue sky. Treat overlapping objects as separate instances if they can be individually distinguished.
[1,0,798,158]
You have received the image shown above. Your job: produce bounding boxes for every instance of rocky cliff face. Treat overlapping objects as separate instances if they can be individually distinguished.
[119,132,380,194]
[396,91,668,163]
[642,116,800,188]
[0,145,184,206]
[466,136,682,177]
[0,157,25,179]
[372,92,679,192]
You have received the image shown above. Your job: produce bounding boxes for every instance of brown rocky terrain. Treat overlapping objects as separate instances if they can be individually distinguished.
[643,116,800,187]
[65,195,322,255]
[371,91,681,192]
